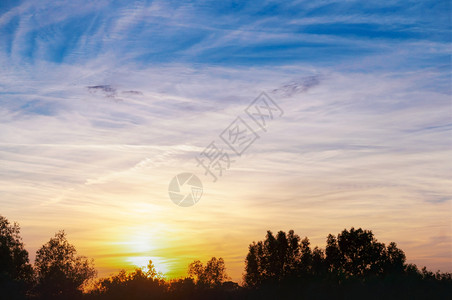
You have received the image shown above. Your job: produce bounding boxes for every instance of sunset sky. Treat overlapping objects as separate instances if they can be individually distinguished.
[0,0,451,282]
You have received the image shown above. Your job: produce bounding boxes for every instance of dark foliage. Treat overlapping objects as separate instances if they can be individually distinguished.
[34,230,96,299]
[0,216,34,300]
[243,227,452,299]
[1,215,451,299]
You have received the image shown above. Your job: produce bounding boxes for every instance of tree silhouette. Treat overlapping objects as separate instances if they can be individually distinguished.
[243,228,452,299]
[188,257,229,288]
[34,230,96,299]
[245,227,414,288]
[1,214,451,300]
[0,215,33,299]
[384,242,406,274]
[244,230,307,286]
[91,260,168,300]
[326,227,406,278]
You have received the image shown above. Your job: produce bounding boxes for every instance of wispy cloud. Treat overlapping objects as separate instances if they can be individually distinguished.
[0,0,450,280]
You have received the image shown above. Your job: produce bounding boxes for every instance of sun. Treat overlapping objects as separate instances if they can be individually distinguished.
[113,227,174,277]
[126,256,170,275]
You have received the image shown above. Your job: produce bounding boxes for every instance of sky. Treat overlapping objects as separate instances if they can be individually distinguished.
[0,0,451,282]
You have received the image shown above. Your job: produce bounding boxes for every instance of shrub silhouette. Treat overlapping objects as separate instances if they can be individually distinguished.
[91,263,167,300]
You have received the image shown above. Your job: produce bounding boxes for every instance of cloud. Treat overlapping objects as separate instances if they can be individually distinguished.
[1,0,449,68]
[122,90,143,95]
[0,0,450,280]
[271,75,322,97]
[87,85,123,102]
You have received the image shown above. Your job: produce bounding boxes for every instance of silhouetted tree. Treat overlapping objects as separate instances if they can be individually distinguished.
[245,230,309,286]
[244,228,452,299]
[326,227,406,278]
[188,257,228,288]
[2,213,451,300]
[245,228,417,287]
[0,215,33,299]
[34,231,96,299]
[384,242,406,273]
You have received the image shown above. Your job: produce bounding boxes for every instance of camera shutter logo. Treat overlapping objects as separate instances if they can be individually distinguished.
[168,173,203,207]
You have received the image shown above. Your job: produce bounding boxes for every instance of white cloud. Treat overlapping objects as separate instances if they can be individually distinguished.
[0,0,450,280]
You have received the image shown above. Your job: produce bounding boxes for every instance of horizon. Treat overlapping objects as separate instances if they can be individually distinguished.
[0,0,451,284]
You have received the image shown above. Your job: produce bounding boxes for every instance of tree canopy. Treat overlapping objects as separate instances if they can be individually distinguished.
[34,230,96,299]
[244,227,410,287]
[0,215,33,299]
[188,257,229,287]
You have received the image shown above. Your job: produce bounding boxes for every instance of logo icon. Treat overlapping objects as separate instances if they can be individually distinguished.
[168,173,203,207]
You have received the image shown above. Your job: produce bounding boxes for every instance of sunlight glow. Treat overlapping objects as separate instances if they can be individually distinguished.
[0,0,450,285]
[126,256,170,276]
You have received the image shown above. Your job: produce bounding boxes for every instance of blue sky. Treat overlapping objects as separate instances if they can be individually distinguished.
[0,0,451,281]
[0,0,450,69]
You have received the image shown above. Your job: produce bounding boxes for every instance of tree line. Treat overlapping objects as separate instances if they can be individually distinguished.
[1,215,451,299]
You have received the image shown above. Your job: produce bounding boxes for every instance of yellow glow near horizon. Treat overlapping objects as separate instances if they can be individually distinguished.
[127,235,155,254]
[126,256,170,276]
[111,227,176,277]
[1,64,450,284]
